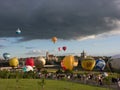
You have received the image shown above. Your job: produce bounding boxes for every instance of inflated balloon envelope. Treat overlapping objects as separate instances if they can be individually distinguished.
[61,55,78,70]
[9,57,19,67]
[34,56,46,69]
[3,53,11,60]
[23,65,33,72]
[51,37,57,44]
[81,56,95,71]
[62,46,67,51]
[95,59,106,71]
[25,58,34,67]
[107,55,120,72]
[16,28,21,34]
[107,58,120,72]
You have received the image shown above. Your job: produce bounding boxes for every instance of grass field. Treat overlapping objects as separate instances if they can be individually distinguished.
[0,79,107,90]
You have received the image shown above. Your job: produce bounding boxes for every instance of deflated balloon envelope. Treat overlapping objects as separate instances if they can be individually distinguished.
[95,59,106,71]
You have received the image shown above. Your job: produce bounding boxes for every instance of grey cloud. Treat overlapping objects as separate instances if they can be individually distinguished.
[0,0,120,41]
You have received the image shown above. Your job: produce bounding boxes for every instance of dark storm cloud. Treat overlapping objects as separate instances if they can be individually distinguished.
[0,0,120,41]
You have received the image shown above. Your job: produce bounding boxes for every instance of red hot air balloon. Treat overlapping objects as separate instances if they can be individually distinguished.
[62,46,67,51]
[25,58,34,67]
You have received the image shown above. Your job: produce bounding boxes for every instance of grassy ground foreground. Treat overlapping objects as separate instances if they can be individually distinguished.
[0,79,107,90]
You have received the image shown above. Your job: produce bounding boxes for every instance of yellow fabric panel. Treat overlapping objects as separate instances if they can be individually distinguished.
[81,59,95,71]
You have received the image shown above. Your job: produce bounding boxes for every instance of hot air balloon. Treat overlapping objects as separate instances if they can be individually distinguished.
[3,53,10,60]
[61,55,78,70]
[51,37,57,43]
[62,46,67,51]
[23,65,33,72]
[58,47,62,51]
[107,58,120,73]
[34,56,46,71]
[81,56,95,71]
[95,59,106,71]
[9,57,19,68]
[25,58,34,67]
[16,28,21,34]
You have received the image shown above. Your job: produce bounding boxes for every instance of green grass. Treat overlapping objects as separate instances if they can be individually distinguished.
[0,79,107,90]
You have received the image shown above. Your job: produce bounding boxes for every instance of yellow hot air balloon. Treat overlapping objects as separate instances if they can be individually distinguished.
[81,56,95,71]
[62,55,78,70]
[51,37,57,43]
[9,57,19,68]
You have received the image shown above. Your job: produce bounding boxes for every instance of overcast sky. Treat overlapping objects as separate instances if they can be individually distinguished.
[0,0,120,58]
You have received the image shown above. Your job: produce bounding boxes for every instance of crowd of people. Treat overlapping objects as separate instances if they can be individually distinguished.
[37,71,111,86]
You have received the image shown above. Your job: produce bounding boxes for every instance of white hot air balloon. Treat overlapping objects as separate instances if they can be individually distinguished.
[16,28,21,34]
[34,56,46,70]
[107,56,120,73]
[23,65,33,72]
